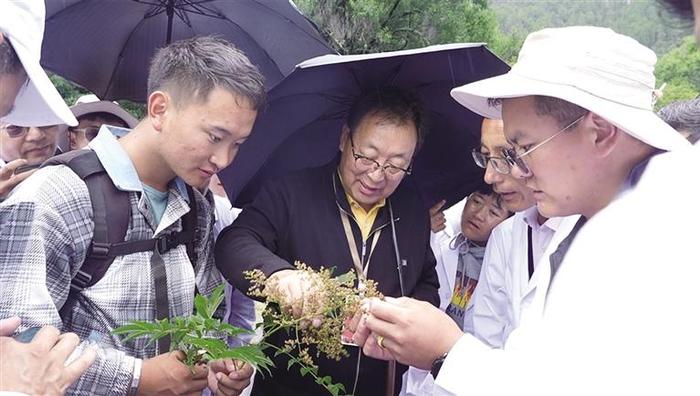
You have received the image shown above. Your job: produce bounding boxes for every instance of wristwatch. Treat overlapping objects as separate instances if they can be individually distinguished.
[430,352,449,378]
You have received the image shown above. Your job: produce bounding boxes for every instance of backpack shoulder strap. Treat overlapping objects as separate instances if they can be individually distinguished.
[45,150,132,291]
[182,185,198,266]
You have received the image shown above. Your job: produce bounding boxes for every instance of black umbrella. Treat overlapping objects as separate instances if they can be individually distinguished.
[220,43,510,209]
[41,0,334,101]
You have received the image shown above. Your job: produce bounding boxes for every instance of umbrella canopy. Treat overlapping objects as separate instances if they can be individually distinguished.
[221,43,510,209]
[41,0,335,101]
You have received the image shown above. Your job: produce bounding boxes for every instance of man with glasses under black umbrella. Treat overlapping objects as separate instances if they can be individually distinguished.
[216,87,439,396]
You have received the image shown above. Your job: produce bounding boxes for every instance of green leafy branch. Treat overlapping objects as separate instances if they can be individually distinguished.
[113,285,273,372]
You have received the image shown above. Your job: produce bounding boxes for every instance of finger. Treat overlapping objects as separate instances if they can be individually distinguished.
[382,296,412,307]
[362,334,395,361]
[171,349,187,361]
[208,358,227,374]
[31,325,61,352]
[367,298,407,323]
[191,363,210,380]
[185,377,209,394]
[217,372,249,394]
[0,316,21,336]
[0,159,28,178]
[351,314,372,346]
[50,332,81,362]
[10,168,35,183]
[225,358,237,373]
[228,362,252,380]
[365,311,402,340]
[429,199,446,215]
[61,346,97,389]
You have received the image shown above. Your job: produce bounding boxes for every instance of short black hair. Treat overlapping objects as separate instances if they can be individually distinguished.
[77,112,130,128]
[148,36,265,110]
[0,36,24,75]
[346,87,427,153]
[473,180,511,214]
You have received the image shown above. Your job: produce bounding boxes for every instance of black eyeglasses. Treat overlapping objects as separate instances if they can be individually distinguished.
[350,136,412,177]
[471,149,512,175]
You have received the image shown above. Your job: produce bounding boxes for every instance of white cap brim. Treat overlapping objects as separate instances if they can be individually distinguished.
[1,45,78,127]
[451,72,690,152]
[0,0,77,127]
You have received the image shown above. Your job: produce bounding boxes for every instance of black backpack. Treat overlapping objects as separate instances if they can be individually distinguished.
[42,150,199,313]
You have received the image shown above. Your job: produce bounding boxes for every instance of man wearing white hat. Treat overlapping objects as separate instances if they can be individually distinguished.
[350,24,698,395]
[0,0,78,200]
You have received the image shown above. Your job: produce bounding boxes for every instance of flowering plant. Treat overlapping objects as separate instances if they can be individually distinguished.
[113,262,380,396]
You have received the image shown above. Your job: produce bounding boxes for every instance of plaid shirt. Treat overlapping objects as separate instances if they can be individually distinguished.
[0,128,222,395]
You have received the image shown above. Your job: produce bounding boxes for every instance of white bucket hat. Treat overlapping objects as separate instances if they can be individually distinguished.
[451,26,690,152]
[0,1,77,127]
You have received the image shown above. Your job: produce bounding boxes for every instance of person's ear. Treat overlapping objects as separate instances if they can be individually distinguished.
[339,124,350,152]
[147,91,169,132]
[588,112,620,157]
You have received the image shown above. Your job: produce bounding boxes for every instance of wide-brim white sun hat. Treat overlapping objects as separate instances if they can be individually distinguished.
[451,26,690,152]
[0,1,77,127]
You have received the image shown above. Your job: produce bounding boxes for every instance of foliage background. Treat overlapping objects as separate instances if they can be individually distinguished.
[51,0,698,115]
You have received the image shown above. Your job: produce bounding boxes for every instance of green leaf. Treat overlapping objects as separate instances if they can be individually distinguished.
[207,284,226,318]
[194,294,208,319]
[183,336,229,353]
[216,323,255,337]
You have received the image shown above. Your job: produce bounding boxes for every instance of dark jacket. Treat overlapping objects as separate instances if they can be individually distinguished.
[216,159,439,396]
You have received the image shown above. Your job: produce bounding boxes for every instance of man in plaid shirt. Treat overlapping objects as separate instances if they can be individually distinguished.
[0,36,264,396]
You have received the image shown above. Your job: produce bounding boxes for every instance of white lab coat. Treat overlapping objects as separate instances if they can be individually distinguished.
[464,209,580,348]
[401,198,466,396]
[435,144,700,395]
[429,197,467,310]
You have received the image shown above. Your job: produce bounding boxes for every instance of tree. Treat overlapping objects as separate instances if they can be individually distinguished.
[48,74,145,119]
[655,36,700,109]
[294,0,501,54]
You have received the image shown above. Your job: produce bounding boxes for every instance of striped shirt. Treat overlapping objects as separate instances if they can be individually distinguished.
[0,127,222,395]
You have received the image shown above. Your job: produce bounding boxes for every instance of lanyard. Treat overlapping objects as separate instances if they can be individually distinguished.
[339,209,381,282]
[527,225,534,279]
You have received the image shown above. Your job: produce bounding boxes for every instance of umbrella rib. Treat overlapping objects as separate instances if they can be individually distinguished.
[180,0,225,18]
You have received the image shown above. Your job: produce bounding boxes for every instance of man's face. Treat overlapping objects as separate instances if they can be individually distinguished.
[0,124,59,164]
[158,87,257,189]
[480,118,535,212]
[68,117,104,151]
[338,112,417,210]
[0,71,26,118]
[502,96,594,218]
[460,192,510,243]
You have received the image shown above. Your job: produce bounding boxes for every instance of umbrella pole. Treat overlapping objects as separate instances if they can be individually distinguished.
[165,0,175,44]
